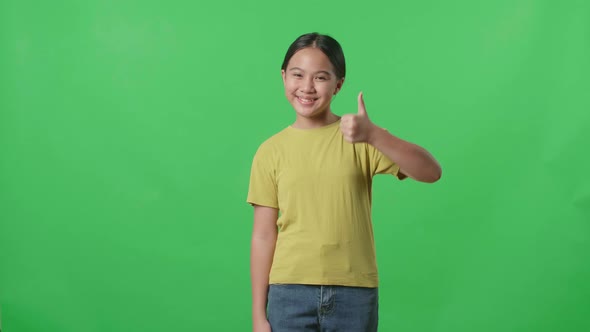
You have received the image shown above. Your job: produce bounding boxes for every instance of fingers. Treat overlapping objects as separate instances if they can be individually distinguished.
[340,114,358,143]
[357,91,367,116]
[341,92,370,143]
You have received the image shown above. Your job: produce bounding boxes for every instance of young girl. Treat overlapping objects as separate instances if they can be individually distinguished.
[247,32,441,332]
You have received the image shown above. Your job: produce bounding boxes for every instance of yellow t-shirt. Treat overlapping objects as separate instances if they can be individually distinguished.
[247,119,401,287]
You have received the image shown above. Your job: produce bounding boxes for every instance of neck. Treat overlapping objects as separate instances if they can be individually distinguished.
[292,111,340,129]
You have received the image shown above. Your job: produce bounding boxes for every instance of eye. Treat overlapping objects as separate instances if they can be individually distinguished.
[315,76,328,81]
[292,73,303,78]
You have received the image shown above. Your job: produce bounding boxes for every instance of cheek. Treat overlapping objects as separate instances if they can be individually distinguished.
[322,83,338,94]
[320,85,337,98]
[284,80,298,93]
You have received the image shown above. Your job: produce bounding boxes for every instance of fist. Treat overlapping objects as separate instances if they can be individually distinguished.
[340,92,375,143]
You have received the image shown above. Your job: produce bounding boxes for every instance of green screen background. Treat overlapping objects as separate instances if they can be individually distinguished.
[1,0,589,331]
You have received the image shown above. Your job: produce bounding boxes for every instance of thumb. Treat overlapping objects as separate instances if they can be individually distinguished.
[357,91,368,116]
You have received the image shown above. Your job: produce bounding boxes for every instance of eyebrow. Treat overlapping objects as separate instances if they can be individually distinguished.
[289,67,332,76]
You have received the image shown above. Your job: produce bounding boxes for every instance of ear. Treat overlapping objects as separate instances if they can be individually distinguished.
[281,69,286,84]
[334,77,345,95]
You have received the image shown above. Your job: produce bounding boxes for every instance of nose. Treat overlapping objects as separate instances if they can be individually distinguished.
[299,77,316,93]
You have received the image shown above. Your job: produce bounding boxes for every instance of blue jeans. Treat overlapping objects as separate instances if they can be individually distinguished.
[267,284,379,332]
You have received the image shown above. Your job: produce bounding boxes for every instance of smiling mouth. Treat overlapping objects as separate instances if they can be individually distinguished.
[297,96,318,105]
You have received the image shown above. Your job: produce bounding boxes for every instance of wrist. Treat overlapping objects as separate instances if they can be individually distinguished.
[253,306,267,320]
[367,123,385,145]
[253,312,268,323]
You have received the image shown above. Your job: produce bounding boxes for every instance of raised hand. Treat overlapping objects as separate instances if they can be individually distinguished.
[340,92,376,143]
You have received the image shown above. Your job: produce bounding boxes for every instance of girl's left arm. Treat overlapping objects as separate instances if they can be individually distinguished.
[368,127,442,183]
[340,92,442,183]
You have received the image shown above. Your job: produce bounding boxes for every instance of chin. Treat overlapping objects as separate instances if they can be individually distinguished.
[295,108,325,119]
[292,105,327,118]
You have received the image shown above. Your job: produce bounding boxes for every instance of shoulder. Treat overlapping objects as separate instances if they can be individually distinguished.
[362,141,383,158]
[259,126,292,147]
[253,127,290,157]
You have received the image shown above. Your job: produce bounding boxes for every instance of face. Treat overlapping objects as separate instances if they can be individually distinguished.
[281,47,344,122]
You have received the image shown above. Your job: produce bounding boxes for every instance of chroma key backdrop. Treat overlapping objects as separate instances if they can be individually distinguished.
[1,0,589,331]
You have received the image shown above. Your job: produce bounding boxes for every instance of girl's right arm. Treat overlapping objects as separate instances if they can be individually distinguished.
[250,205,278,331]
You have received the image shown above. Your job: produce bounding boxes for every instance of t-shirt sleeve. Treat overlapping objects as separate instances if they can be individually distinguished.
[367,143,406,179]
[247,143,279,208]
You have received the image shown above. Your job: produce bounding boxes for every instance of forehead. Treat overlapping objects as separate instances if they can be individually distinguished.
[287,47,334,72]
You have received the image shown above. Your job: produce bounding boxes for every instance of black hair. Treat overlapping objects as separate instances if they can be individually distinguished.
[281,32,346,80]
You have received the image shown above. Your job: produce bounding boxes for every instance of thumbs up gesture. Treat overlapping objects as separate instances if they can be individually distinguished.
[340,92,376,143]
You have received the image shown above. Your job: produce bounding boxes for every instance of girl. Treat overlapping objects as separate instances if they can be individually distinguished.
[247,32,441,332]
